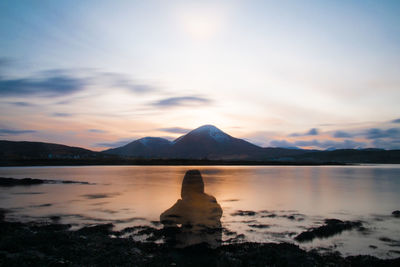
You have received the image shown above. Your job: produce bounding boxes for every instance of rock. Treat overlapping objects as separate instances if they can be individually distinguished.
[392,210,400,218]
[0,177,91,186]
[0,220,399,266]
[231,210,257,216]
[77,223,115,235]
[0,208,9,221]
[294,219,363,242]
[248,224,270,229]
[0,177,44,186]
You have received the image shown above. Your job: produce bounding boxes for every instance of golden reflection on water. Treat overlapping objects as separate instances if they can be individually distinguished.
[1,165,400,219]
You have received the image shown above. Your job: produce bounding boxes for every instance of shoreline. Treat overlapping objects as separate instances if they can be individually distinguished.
[0,158,352,167]
[1,219,399,266]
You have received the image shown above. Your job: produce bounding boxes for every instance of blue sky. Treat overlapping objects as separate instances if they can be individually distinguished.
[1,0,400,150]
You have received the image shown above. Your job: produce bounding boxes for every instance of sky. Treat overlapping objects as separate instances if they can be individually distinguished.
[1,0,400,150]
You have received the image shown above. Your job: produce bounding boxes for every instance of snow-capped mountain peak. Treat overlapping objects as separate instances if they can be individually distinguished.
[190,125,231,142]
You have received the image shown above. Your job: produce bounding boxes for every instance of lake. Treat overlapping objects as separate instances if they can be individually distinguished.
[1,165,400,258]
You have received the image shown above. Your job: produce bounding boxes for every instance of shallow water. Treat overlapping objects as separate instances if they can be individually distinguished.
[0,165,400,258]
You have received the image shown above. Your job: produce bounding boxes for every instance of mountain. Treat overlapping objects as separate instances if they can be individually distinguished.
[168,125,263,159]
[2,126,400,164]
[103,137,171,158]
[103,125,307,160]
[0,140,99,159]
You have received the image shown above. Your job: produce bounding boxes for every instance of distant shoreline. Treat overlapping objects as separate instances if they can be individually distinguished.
[0,159,352,167]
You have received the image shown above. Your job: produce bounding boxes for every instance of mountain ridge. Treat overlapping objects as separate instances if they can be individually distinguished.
[1,124,400,164]
[104,125,271,159]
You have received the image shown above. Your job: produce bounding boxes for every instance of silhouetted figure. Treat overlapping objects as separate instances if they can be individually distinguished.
[160,170,222,248]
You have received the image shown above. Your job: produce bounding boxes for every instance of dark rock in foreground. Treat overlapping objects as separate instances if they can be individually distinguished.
[0,177,90,186]
[392,210,400,218]
[294,219,363,242]
[0,177,44,186]
[231,210,257,216]
[1,220,399,266]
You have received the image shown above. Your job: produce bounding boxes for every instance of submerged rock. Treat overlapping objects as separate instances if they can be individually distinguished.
[0,177,91,186]
[231,210,257,216]
[294,219,363,242]
[0,177,44,186]
[248,224,270,229]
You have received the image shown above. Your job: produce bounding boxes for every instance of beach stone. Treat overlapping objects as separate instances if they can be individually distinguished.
[294,219,363,242]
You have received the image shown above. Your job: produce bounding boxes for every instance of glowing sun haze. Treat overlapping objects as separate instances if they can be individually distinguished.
[0,0,400,150]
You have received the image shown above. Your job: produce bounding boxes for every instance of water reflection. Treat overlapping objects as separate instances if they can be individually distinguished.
[1,166,400,258]
[160,170,222,248]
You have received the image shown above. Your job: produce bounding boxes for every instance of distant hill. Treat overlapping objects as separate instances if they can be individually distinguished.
[292,148,400,163]
[102,125,400,163]
[2,125,400,164]
[0,140,99,160]
[103,125,315,160]
[103,137,172,158]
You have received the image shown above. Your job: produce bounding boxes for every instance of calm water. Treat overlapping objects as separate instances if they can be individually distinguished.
[1,165,400,258]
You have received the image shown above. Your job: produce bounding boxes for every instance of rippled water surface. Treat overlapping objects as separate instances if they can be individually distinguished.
[1,165,400,258]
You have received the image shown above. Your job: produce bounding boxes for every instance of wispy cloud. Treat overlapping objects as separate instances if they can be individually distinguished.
[289,128,319,137]
[88,129,107,133]
[333,130,353,138]
[270,139,366,150]
[0,57,14,69]
[51,112,72,117]
[0,74,86,97]
[113,79,156,94]
[8,101,35,107]
[97,72,158,94]
[0,128,37,136]
[0,69,160,100]
[365,128,400,139]
[152,96,211,108]
[158,127,191,134]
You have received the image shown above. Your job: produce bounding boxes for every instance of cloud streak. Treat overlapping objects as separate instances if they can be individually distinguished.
[0,74,86,97]
[158,127,191,134]
[270,139,366,150]
[0,69,161,99]
[365,128,400,139]
[289,128,319,137]
[88,129,107,133]
[333,131,353,138]
[99,72,159,94]
[0,129,37,136]
[152,96,211,108]
[8,101,35,107]
[51,113,73,117]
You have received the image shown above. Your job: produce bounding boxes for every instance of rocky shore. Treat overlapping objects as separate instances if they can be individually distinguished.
[0,177,91,186]
[1,219,399,267]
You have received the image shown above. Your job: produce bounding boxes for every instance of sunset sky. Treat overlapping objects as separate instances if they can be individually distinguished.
[1,0,400,150]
